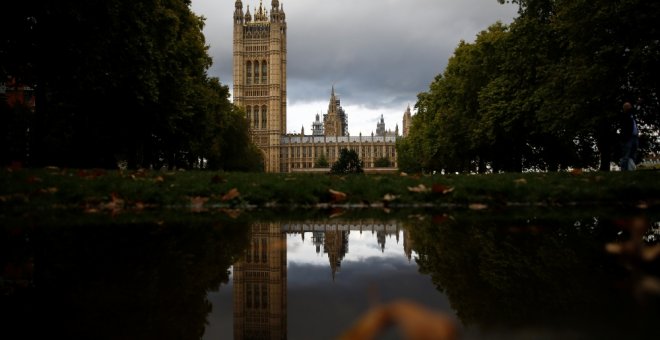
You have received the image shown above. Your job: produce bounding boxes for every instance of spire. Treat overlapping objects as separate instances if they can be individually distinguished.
[234,0,244,24]
[244,5,252,22]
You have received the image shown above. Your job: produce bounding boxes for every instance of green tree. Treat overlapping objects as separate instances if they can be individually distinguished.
[314,153,330,168]
[330,148,363,174]
[1,0,261,171]
[373,157,391,168]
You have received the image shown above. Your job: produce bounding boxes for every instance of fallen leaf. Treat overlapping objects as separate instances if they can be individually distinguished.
[400,172,408,177]
[383,194,397,202]
[570,168,583,175]
[221,188,241,201]
[40,187,58,194]
[329,208,346,218]
[27,176,43,183]
[605,243,624,255]
[104,193,124,213]
[329,189,347,202]
[154,176,165,183]
[642,245,660,262]
[513,178,527,185]
[432,184,454,194]
[407,184,430,193]
[190,196,209,212]
[468,203,488,211]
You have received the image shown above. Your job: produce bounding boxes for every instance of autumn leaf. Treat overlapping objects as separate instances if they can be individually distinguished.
[432,184,454,194]
[513,178,527,185]
[39,187,58,194]
[570,168,583,176]
[383,193,397,202]
[407,184,430,193]
[468,203,488,210]
[400,172,408,177]
[190,196,209,212]
[222,188,241,201]
[329,189,347,202]
[104,192,124,213]
[154,176,165,183]
[27,176,43,183]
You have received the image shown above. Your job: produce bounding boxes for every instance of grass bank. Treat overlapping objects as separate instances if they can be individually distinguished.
[0,168,658,213]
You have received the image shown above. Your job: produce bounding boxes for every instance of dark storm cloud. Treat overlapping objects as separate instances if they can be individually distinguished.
[192,0,517,107]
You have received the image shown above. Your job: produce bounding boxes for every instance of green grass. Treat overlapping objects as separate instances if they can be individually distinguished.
[0,168,658,213]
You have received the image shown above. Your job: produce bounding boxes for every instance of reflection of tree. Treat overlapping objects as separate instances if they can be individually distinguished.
[0,219,249,339]
[408,215,658,336]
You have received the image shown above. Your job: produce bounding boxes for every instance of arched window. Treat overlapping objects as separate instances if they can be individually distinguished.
[246,106,252,125]
[254,60,259,84]
[253,106,259,129]
[246,61,252,85]
[261,105,267,129]
[261,60,267,84]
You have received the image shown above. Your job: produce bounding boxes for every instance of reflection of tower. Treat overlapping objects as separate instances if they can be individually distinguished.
[403,227,414,262]
[233,223,287,339]
[377,231,386,253]
[312,231,325,254]
[324,228,349,280]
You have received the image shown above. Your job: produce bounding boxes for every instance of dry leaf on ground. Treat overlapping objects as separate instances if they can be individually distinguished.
[408,184,430,193]
[222,188,241,201]
[329,189,347,202]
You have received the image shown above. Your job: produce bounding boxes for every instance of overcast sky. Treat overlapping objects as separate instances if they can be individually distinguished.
[191,0,518,135]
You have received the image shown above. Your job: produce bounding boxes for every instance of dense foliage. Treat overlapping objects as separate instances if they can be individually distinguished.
[0,0,262,170]
[399,0,660,173]
[330,149,364,174]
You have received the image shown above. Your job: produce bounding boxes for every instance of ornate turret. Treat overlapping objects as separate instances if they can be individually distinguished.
[244,5,252,22]
[403,105,413,137]
[254,0,268,22]
[234,0,244,24]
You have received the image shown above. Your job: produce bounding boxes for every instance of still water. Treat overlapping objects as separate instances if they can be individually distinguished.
[1,211,659,339]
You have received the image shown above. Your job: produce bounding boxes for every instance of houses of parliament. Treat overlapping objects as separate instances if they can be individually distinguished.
[232,0,414,172]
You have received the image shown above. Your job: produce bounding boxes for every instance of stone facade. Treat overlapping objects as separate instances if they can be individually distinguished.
[232,1,401,172]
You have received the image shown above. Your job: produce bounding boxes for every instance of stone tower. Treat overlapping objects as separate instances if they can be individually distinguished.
[233,0,287,172]
[402,105,413,137]
[323,86,349,136]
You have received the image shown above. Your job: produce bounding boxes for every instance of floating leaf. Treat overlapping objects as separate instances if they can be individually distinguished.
[190,196,209,213]
[222,188,241,201]
[329,189,347,202]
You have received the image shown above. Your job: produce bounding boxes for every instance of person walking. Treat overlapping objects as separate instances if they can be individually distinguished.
[619,101,639,171]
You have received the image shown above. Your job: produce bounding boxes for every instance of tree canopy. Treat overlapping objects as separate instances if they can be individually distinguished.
[330,149,364,174]
[399,0,660,173]
[0,0,262,171]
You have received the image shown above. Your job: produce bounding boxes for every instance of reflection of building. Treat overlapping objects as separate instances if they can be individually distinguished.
[232,221,411,338]
[324,228,349,280]
[233,223,287,340]
[232,1,402,172]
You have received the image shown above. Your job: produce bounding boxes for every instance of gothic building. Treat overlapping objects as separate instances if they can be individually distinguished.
[232,0,405,172]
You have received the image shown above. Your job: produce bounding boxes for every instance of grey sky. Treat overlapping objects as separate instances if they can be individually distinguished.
[191,0,518,135]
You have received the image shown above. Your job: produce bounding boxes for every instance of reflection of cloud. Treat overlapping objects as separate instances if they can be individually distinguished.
[190,0,518,135]
[286,260,453,340]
